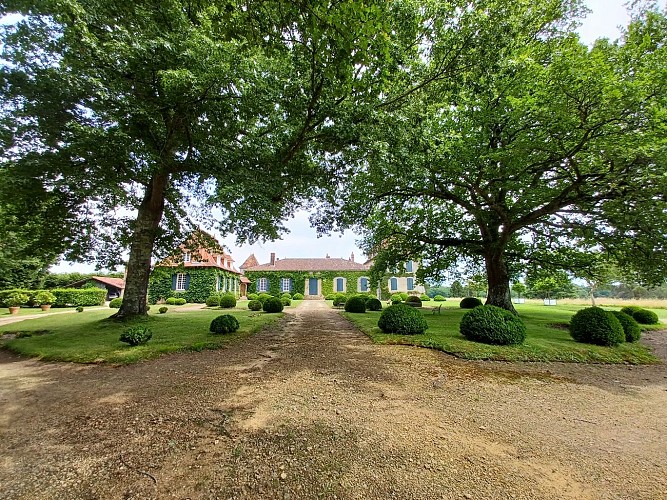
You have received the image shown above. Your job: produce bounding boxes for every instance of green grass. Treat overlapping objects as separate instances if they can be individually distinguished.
[342,303,662,364]
[0,308,283,364]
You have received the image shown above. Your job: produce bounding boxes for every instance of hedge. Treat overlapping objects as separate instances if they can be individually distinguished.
[0,288,106,308]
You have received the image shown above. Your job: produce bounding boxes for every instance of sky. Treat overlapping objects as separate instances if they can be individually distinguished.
[50,0,663,273]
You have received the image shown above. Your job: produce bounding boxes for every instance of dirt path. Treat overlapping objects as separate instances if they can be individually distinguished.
[1,301,665,499]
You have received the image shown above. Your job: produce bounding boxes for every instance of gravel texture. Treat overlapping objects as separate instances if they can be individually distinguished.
[1,300,666,499]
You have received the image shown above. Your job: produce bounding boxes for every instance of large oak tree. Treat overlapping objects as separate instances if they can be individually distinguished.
[316,4,667,313]
[0,0,414,317]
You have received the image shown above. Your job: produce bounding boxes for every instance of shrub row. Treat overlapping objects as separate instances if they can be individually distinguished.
[0,288,107,308]
[619,306,659,325]
[569,307,646,346]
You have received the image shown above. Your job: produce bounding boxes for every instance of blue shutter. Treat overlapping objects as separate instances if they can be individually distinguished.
[406,261,413,273]
[289,278,293,292]
[172,274,177,290]
[336,278,343,292]
[185,274,191,290]
[407,277,414,291]
[390,277,398,291]
[256,279,260,293]
[360,278,368,292]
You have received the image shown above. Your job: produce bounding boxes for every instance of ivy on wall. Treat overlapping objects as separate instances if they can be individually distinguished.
[148,266,241,304]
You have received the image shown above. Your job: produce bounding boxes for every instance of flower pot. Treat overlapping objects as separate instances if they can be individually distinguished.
[40,304,52,311]
[8,306,19,315]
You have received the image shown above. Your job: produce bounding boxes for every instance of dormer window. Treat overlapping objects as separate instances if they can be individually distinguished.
[224,259,228,268]
[217,255,221,266]
[183,252,191,263]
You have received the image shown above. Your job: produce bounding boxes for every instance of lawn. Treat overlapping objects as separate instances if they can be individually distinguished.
[342,303,662,364]
[0,306,284,364]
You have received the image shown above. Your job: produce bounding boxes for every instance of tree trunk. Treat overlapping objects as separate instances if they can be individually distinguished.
[484,248,517,314]
[113,173,169,318]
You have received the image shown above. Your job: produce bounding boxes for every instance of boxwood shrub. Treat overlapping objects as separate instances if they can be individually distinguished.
[460,297,483,309]
[390,294,403,304]
[174,298,187,305]
[248,300,262,311]
[420,294,431,301]
[258,293,273,304]
[399,293,409,301]
[405,296,422,307]
[366,297,382,311]
[109,298,123,308]
[378,304,428,335]
[219,293,236,308]
[263,297,284,313]
[459,305,527,345]
[281,292,292,300]
[620,305,643,317]
[610,311,641,343]
[292,293,304,300]
[569,307,625,346]
[324,294,336,300]
[247,293,259,301]
[332,293,347,307]
[433,295,446,302]
[344,295,367,313]
[632,309,659,325]
[120,326,152,346]
[281,297,291,306]
[209,314,240,334]
[165,297,177,305]
[205,295,220,307]
[159,306,168,314]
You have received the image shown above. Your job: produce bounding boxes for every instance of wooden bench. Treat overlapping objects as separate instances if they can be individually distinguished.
[430,304,442,315]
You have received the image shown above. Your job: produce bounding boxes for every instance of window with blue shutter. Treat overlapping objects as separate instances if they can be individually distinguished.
[406,261,413,272]
[258,278,268,292]
[407,277,414,291]
[336,278,344,292]
[360,277,368,292]
[172,274,177,290]
[185,274,190,290]
[390,277,398,291]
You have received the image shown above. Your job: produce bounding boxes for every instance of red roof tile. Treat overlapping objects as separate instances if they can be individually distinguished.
[244,258,370,272]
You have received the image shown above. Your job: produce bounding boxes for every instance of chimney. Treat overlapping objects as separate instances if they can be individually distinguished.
[270,252,276,265]
[350,252,354,262]
[326,253,330,258]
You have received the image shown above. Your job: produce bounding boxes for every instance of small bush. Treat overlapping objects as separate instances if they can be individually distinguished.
[390,294,403,304]
[611,311,641,343]
[405,296,422,307]
[399,292,409,301]
[219,293,237,308]
[247,293,259,301]
[344,295,367,313]
[248,300,262,311]
[165,297,177,305]
[6,292,29,307]
[205,295,220,307]
[569,307,625,346]
[281,292,292,299]
[632,309,659,325]
[76,306,84,313]
[120,326,152,346]
[174,298,187,305]
[34,291,56,305]
[332,293,347,307]
[159,306,168,314]
[378,304,428,335]
[433,295,446,302]
[292,293,304,300]
[460,297,482,309]
[324,294,336,300]
[263,297,284,313]
[459,305,527,345]
[420,294,431,301]
[109,298,123,309]
[281,297,291,306]
[366,297,382,311]
[258,293,273,304]
[620,305,643,317]
[209,314,239,334]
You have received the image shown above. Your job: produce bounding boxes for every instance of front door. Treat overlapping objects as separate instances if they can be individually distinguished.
[308,278,318,296]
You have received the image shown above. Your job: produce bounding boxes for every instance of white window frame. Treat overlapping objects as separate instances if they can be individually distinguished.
[335,277,345,293]
[258,278,268,292]
[176,273,187,291]
[183,252,191,263]
[407,277,414,291]
[359,277,369,292]
[281,278,291,292]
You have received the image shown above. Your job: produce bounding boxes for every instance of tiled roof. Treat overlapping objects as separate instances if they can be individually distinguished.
[240,254,259,269]
[92,276,125,289]
[244,258,370,272]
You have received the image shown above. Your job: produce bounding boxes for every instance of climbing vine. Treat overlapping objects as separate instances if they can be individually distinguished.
[148,266,241,303]
[244,270,376,297]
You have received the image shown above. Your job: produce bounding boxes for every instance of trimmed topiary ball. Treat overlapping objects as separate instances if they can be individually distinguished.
[263,297,284,313]
[433,295,446,302]
[205,295,220,307]
[332,294,347,307]
[459,305,526,345]
[399,293,409,301]
[281,292,292,300]
[258,293,272,304]
[632,308,659,325]
[405,296,422,307]
[248,300,262,311]
[420,294,431,301]
[76,306,84,313]
[324,294,336,300]
[366,297,382,311]
[165,297,177,305]
[175,298,187,305]
[569,307,625,346]
[247,293,259,301]
[292,293,304,300]
[378,304,428,335]
[611,311,641,343]
[209,314,239,334]
[620,305,643,317]
[159,306,168,314]
[220,293,236,308]
[281,297,291,306]
[344,295,367,313]
[390,294,403,304]
[460,297,482,309]
[109,298,122,308]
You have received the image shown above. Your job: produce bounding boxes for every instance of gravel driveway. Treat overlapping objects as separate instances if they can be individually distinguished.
[1,301,665,499]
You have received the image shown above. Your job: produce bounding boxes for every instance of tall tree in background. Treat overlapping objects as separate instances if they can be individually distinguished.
[316,3,667,313]
[0,0,415,316]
